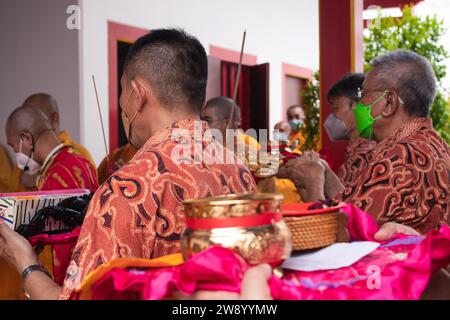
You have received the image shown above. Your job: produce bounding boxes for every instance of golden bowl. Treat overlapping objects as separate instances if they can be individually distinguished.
[183,193,284,218]
[181,193,292,266]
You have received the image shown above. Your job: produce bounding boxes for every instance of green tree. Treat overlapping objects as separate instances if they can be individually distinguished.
[364,5,450,142]
[300,71,321,151]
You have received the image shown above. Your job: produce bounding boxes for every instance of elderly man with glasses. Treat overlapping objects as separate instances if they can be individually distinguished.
[279,49,449,235]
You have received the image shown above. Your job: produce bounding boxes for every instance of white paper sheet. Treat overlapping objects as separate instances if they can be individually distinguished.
[282,241,380,272]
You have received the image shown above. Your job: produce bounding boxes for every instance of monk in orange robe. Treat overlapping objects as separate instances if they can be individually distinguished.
[201,97,300,203]
[0,29,256,300]
[286,105,306,153]
[9,93,96,193]
[97,143,138,185]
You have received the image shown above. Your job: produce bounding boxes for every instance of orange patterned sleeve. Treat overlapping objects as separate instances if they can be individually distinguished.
[59,170,155,298]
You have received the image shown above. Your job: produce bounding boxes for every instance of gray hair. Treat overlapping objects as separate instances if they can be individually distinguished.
[370,49,436,117]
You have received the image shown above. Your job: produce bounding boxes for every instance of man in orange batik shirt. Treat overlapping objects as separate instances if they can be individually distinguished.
[0,28,256,300]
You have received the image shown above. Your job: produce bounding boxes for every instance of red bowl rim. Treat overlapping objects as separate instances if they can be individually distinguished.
[282,202,345,217]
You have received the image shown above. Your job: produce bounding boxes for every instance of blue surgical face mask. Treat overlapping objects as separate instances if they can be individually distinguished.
[273,131,289,142]
[289,119,303,131]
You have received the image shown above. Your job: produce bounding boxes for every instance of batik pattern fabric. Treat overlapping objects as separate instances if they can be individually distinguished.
[97,143,138,185]
[337,137,376,187]
[336,118,449,234]
[59,119,257,299]
[36,146,98,192]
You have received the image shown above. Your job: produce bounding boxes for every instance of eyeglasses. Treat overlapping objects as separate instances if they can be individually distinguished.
[357,88,404,105]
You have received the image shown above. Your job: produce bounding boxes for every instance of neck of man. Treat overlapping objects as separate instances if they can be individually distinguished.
[348,127,360,141]
[375,112,416,142]
[136,106,200,148]
[34,131,61,164]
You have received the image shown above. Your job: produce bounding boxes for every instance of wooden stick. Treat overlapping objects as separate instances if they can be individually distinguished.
[227,30,247,130]
[92,75,111,173]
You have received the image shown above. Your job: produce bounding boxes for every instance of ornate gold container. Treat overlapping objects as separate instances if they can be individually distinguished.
[181,193,292,266]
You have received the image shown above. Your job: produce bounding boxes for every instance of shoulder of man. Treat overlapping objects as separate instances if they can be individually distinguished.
[59,131,96,168]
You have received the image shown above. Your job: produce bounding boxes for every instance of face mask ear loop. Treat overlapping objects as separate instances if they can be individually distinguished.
[369,91,387,108]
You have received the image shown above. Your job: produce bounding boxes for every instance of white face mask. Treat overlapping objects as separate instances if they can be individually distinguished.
[324,114,350,141]
[16,138,41,175]
[273,131,289,142]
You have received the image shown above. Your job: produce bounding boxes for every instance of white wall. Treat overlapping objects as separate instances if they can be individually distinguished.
[0,0,80,163]
[79,0,319,165]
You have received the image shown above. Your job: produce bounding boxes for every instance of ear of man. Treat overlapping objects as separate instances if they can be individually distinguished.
[130,78,148,113]
[381,91,400,118]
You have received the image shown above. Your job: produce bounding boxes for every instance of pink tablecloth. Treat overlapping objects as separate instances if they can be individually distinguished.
[76,205,450,300]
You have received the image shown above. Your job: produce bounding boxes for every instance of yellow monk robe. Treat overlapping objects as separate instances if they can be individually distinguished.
[235,132,301,204]
[0,146,11,193]
[97,143,138,185]
[8,131,95,193]
[288,130,305,154]
[58,131,95,169]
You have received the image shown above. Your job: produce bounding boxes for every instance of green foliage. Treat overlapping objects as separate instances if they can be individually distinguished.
[300,71,321,151]
[364,5,450,142]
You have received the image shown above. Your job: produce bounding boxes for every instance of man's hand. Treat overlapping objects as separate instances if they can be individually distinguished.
[0,220,62,300]
[0,220,39,273]
[319,159,345,199]
[374,222,420,241]
[0,220,38,273]
[277,151,326,202]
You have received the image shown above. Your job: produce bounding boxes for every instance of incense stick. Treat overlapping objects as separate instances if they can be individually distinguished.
[227,30,247,130]
[92,75,111,173]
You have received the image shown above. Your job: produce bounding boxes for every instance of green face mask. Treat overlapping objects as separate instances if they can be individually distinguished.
[353,92,386,139]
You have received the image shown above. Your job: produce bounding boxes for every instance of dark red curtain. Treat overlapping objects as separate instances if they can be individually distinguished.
[221,61,252,131]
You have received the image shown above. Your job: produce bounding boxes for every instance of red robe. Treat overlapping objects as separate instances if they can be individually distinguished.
[36,146,98,192]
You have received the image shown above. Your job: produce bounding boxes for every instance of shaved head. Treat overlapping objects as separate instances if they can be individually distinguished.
[274,121,291,133]
[23,93,59,117]
[204,96,241,123]
[22,93,60,132]
[6,105,51,137]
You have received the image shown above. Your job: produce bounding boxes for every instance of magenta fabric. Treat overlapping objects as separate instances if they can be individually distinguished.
[85,204,450,300]
[29,228,81,286]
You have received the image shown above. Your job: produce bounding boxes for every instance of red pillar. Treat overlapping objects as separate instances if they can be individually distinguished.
[319,0,364,171]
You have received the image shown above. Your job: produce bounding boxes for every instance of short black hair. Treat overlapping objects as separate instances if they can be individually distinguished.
[205,96,241,122]
[327,73,365,103]
[124,28,208,113]
[370,49,436,117]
